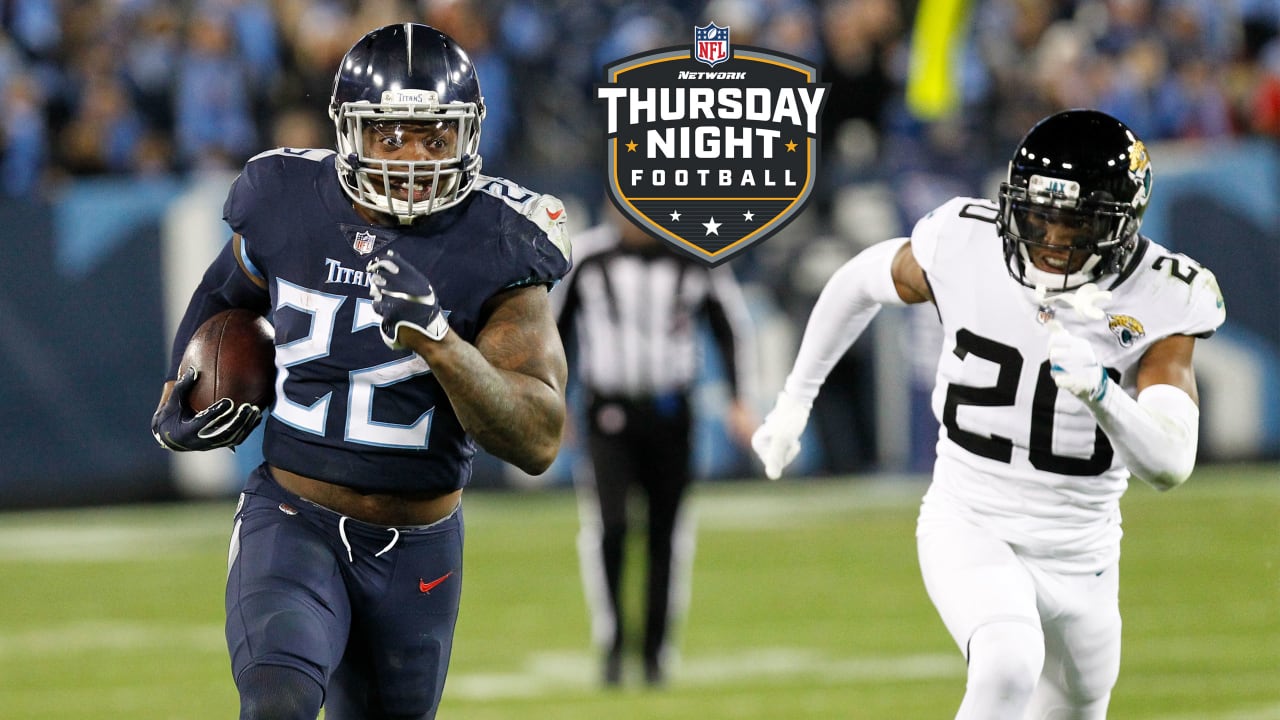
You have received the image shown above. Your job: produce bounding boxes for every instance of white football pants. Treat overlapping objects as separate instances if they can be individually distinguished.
[917,491,1121,720]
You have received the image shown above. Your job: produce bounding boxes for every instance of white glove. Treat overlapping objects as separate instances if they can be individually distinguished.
[1036,282,1112,320]
[1047,320,1108,402]
[751,390,812,480]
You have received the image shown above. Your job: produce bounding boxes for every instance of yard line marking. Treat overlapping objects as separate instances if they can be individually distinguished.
[1149,704,1280,720]
[691,468,1280,531]
[693,477,928,530]
[0,521,229,561]
[0,621,224,657]
[444,648,963,700]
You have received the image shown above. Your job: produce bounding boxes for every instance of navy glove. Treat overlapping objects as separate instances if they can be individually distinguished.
[367,249,449,349]
[151,366,262,451]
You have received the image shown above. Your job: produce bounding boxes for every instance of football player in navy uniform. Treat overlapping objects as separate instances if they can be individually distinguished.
[754,110,1225,719]
[151,24,571,719]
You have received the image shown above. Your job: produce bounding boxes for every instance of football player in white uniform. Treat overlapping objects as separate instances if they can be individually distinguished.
[753,109,1225,719]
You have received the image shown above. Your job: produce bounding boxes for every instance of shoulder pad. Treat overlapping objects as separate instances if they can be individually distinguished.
[1179,259,1226,336]
[224,148,336,252]
[1133,249,1226,338]
[910,197,995,273]
[247,147,335,165]
[229,148,335,211]
[475,175,571,262]
[240,147,335,191]
[525,194,572,263]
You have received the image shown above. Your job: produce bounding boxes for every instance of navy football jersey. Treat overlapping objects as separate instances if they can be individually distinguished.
[222,148,571,493]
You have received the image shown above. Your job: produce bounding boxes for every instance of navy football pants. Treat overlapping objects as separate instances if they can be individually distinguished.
[226,465,463,719]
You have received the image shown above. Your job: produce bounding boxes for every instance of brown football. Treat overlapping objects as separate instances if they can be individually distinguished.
[180,309,275,412]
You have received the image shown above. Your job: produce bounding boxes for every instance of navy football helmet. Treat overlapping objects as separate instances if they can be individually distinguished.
[997,109,1152,291]
[330,23,485,223]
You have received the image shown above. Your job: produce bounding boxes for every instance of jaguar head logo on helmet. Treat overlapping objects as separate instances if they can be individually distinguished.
[329,23,486,225]
[997,109,1152,292]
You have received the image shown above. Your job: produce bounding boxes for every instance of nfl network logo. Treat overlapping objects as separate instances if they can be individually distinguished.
[694,23,729,67]
[594,26,829,265]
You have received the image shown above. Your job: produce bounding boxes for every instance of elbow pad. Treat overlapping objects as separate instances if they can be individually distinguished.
[1091,383,1200,491]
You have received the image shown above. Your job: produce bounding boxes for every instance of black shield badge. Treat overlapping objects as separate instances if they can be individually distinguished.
[596,29,828,265]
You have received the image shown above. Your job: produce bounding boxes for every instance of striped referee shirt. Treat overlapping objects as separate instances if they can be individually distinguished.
[552,222,754,399]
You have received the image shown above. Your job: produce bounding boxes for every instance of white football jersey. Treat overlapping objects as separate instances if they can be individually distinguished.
[912,197,1225,567]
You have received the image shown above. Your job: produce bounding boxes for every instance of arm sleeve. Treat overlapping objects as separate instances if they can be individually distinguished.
[782,238,908,403]
[1088,382,1200,491]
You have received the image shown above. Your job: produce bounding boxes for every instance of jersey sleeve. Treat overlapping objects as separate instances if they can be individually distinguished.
[489,180,573,289]
[223,148,335,275]
[909,196,985,276]
[222,164,258,236]
[1175,257,1226,338]
[223,152,290,236]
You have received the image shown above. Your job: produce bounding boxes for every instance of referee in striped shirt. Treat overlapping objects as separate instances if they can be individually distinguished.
[553,206,756,687]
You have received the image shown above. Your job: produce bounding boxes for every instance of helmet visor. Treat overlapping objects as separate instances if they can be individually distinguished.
[1001,181,1134,253]
[1006,202,1117,252]
[998,181,1140,291]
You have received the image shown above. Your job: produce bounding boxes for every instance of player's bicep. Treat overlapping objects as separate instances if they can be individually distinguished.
[892,241,933,303]
[1135,334,1199,403]
[476,285,568,395]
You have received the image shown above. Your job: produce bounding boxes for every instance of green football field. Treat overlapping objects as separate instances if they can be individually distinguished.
[1,463,1276,719]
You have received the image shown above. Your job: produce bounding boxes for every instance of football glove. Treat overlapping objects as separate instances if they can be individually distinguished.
[1036,282,1112,320]
[151,367,263,451]
[751,390,812,480]
[367,249,449,349]
[1047,320,1108,403]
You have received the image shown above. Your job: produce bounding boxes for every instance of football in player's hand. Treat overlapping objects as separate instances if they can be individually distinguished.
[180,309,275,412]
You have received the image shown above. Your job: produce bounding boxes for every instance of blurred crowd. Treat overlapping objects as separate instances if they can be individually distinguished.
[0,0,1270,203]
[1,0,1278,201]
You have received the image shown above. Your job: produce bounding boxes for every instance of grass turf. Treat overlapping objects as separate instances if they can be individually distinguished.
[0,463,1275,719]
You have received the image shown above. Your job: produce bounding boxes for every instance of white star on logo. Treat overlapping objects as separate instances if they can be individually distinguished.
[670,210,682,222]
[703,217,721,235]
[743,210,755,221]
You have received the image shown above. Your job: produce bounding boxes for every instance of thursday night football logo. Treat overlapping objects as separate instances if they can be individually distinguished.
[596,23,829,265]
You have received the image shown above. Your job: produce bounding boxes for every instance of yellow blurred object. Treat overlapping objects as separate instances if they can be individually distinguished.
[906,0,974,120]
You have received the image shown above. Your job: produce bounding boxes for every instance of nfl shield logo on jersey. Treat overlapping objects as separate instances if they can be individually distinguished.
[352,230,376,255]
[694,23,729,67]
